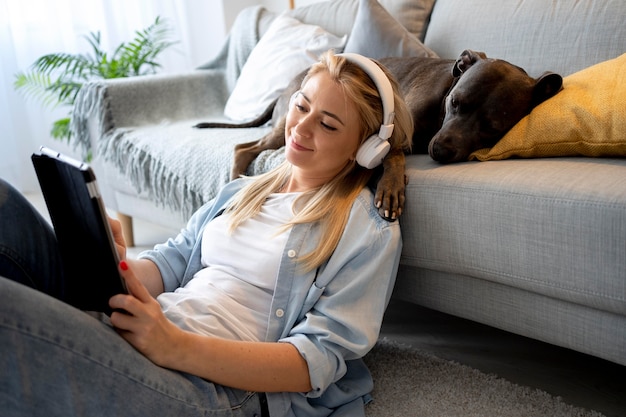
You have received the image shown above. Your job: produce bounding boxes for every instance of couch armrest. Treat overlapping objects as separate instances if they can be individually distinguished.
[71,69,229,158]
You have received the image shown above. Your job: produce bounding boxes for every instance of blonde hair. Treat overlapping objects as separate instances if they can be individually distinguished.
[226,51,414,272]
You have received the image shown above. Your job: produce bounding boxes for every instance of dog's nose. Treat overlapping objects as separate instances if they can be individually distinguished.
[429,140,458,164]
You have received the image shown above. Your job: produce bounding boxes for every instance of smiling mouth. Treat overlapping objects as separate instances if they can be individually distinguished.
[290,137,313,152]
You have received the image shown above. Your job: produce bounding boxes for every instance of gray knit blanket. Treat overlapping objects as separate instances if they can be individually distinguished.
[70,6,286,219]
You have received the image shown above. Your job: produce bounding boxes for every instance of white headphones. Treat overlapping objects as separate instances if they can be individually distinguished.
[339,53,395,169]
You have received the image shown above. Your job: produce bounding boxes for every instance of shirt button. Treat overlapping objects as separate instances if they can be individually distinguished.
[287,250,296,258]
[275,309,285,318]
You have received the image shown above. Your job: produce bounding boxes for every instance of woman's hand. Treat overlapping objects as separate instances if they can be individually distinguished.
[109,261,183,367]
[108,216,127,261]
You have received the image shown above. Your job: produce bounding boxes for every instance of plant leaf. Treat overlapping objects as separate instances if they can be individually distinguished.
[13,15,177,143]
[118,16,178,77]
[13,71,61,107]
[51,117,71,142]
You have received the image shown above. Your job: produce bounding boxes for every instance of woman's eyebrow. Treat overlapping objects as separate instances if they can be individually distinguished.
[300,92,345,126]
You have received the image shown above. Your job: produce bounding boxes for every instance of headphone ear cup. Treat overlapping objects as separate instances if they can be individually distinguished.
[356,135,391,169]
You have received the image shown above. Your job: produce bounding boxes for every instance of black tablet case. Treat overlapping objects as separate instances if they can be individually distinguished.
[31,147,126,313]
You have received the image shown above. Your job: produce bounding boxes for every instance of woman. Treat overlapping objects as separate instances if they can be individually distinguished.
[0,51,413,417]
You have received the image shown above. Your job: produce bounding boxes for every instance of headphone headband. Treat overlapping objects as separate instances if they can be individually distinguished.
[338,53,395,140]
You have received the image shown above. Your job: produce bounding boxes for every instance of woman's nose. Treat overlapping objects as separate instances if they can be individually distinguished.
[293,113,313,137]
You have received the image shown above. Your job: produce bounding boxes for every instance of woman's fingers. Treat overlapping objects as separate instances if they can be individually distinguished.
[118,261,151,302]
[108,261,180,365]
[107,216,127,260]
[109,261,153,318]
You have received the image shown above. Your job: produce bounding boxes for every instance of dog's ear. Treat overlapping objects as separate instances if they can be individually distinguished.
[531,72,563,108]
[452,50,488,76]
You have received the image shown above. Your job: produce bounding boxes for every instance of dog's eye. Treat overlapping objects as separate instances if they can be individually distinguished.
[449,97,460,113]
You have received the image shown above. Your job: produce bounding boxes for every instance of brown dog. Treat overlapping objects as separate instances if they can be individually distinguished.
[197,50,563,219]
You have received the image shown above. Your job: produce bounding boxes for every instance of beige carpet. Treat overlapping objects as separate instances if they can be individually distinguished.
[363,338,605,417]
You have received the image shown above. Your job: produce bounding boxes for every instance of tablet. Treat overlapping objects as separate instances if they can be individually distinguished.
[31,146,127,314]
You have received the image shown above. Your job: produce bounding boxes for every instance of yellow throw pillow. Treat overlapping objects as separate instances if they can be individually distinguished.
[470,53,626,161]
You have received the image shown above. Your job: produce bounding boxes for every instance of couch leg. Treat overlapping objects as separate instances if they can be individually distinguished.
[117,213,135,247]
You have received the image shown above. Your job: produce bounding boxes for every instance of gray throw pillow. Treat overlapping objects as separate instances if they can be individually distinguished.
[343,0,438,60]
[379,0,437,41]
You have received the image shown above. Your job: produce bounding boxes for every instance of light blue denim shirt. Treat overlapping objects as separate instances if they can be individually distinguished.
[139,179,402,417]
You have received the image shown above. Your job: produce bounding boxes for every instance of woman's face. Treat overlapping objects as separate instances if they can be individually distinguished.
[284,72,361,183]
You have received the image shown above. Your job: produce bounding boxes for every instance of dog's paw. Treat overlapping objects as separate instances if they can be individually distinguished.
[374,174,407,221]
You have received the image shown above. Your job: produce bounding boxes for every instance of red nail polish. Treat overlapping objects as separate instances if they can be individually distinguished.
[120,260,129,271]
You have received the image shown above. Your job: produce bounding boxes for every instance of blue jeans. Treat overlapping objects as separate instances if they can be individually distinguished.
[0,179,267,417]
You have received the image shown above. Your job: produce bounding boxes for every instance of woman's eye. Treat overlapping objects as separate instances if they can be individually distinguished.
[321,122,337,131]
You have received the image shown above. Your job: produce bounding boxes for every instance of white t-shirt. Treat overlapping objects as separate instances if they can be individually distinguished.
[157,193,299,341]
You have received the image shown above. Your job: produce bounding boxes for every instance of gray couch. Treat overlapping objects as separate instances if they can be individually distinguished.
[71,0,626,366]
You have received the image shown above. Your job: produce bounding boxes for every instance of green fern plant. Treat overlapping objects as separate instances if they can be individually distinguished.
[14,16,177,142]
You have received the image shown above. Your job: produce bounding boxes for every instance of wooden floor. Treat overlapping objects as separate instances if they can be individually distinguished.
[27,192,626,417]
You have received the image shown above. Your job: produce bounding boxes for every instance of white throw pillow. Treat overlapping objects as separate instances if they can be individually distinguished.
[224,14,347,122]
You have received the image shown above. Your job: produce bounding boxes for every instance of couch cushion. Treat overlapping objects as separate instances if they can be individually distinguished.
[400,155,626,314]
[470,53,626,161]
[224,13,346,122]
[343,0,438,60]
[424,0,626,78]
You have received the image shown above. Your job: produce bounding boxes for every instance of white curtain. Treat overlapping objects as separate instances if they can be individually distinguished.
[0,0,227,192]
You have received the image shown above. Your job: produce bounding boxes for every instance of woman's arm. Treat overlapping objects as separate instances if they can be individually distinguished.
[109,262,311,393]
[172,333,312,393]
